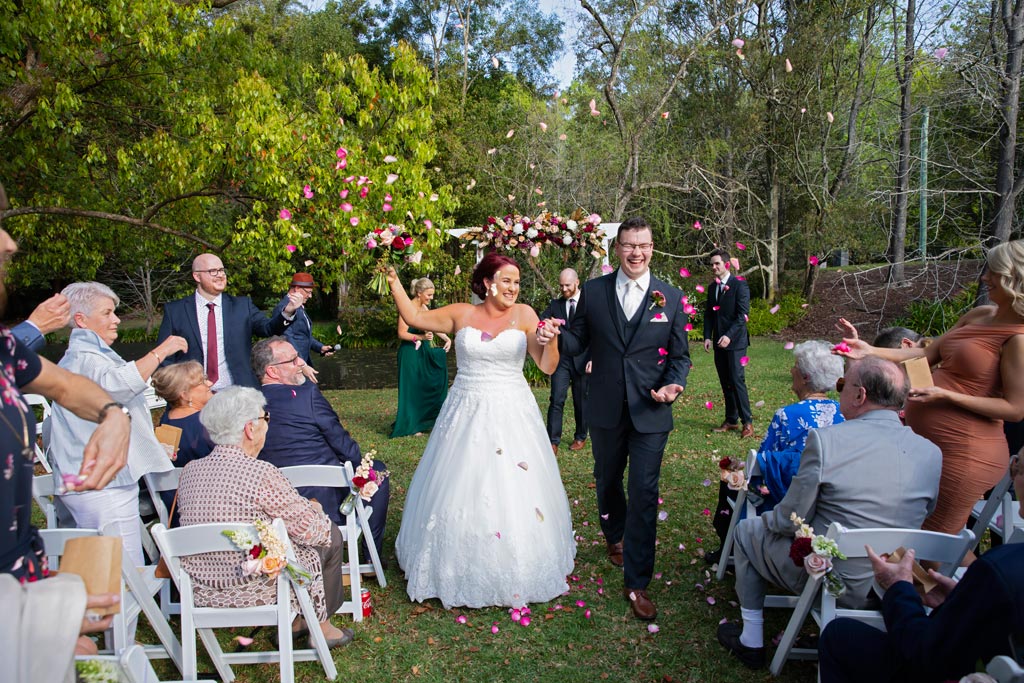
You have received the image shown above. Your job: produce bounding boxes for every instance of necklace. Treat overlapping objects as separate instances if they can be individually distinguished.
[0,400,33,462]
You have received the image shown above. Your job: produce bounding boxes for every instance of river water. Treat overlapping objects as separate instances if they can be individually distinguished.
[37,342,459,391]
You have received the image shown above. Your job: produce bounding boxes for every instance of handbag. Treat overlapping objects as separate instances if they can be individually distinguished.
[153,492,178,580]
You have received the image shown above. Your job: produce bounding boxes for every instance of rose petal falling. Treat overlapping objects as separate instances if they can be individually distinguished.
[559,133,567,140]
[785,58,793,72]
[303,185,314,199]
[740,356,750,366]
[278,209,292,221]
[934,47,949,59]
[539,122,548,132]
[679,267,690,278]
[770,304,781,314]
[304,260,313,267]
[492,56,500,68]
[385,173,399,185]
[506,129,515,138]
[286,245,296,252]
[735,242,746,250]
[517,461,528,471]
[826,111,835,123]
[487,148,497,155]
[234,636,254,646]
[809,255,820,266]
[784,341,795,350]
[536,508,544,522]
[696,284,705,293]
[707,596,716,605]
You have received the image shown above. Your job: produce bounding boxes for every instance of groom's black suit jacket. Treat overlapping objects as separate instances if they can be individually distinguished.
[559,271,690,433]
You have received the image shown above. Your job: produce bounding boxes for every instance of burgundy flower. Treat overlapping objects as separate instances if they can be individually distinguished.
[789,537,813,567]
[718,457,733,470]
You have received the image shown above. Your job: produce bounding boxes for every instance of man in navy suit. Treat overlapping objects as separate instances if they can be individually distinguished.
[703,247,753,438]
[253,337,389,562]
[10,293,70,351]
[819,543,1024,682]
[271,272,334,368]
[157,253,302,389]
[550,216,691,621]
[540,268,589,454]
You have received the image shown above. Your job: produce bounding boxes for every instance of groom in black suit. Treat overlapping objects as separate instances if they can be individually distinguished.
[703,247,753,438]
[550,216,691,621]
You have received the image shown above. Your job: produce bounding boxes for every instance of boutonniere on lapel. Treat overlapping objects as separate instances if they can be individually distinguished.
[648,290,666,311]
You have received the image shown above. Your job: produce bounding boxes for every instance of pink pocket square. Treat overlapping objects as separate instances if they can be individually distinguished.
[650,313,668,322]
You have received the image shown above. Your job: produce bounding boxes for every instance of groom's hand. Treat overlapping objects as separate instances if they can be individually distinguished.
[536,318,562,346]
[650,384,684,403]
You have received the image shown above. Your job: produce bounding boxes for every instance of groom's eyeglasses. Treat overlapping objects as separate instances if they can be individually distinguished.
[618,242,653,253]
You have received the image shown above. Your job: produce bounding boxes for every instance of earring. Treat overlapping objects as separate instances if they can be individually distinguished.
[489,283,498,297]
[187,399,193,408]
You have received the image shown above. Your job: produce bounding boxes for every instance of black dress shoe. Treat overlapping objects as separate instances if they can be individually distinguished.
[717,621,765,669]
[703,547,723,565]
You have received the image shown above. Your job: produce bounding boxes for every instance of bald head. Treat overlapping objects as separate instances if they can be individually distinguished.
[192,253,227,299]
[839,357,908,419]
[558,268,580,299]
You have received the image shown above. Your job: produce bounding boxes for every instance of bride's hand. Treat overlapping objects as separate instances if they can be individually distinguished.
[385,266,401,288]
[536,318,562,346]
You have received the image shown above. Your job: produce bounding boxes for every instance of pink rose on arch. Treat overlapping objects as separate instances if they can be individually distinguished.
[804,553,833,579]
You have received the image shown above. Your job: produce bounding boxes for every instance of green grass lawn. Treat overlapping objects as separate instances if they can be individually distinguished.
[151,338,821,682]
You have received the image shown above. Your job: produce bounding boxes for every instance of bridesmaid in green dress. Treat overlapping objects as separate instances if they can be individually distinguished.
[391,278,451,437]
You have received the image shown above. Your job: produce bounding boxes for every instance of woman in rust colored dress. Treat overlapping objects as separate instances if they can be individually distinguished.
[840,240,1024,545]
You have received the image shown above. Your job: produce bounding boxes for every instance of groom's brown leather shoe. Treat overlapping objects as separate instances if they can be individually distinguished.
[713,421,741,432]
[606,541,624,567]
[569,439,586,451]
[624,588,657,620]
[740,423,755,439]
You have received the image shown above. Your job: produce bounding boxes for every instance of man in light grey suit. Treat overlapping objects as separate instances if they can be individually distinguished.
[718,356,942,669]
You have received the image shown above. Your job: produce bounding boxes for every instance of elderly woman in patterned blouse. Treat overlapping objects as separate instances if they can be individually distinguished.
[176,387,353,649]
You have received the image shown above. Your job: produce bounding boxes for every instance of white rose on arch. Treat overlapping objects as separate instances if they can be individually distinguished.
[513,223,525,234]
[562,234,573,246]
[527,228,538,238]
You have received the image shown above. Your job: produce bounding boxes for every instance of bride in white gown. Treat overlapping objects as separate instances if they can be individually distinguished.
[386,254,577,609]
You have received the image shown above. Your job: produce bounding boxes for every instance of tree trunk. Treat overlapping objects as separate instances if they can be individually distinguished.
[989,0,1024,245]
[768,152,781,302]
[889,0,915,284]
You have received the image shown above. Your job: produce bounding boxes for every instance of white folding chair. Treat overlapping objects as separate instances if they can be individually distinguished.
[971,449,1024,545]
[151,519,338,683]
[143,468,183,617]
[716,448,759,581]
[103,527,183,674]
[988,654,1024,683]
[24,393,52,472]
[143,384,167,413]
[32,474,58,529]
[77,645,215,683]
[280,462,386,622]
[769,522,975,676]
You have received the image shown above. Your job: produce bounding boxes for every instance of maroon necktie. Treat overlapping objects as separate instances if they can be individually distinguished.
[205,302,219,385]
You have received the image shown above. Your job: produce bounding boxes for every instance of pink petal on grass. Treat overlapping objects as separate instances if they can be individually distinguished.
[456,614,467,624]
[234,636,254,646]
[702,479,712,486]
[648,624,660,634]
[658,511,669,521]
[539,122,548,132]
[702,508,711,516]
[491,624,500,634]
[506,129,515,138]
[576,600,586,607]
[783,341,795,350]
[707,596,716,605]
[584,609,592,619]
[769,304,781,314]
[559,134,567,141]
[704,401,714,410]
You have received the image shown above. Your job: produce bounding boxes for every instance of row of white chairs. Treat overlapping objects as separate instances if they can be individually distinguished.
[713,447,1022,677]
[33,460,385,682]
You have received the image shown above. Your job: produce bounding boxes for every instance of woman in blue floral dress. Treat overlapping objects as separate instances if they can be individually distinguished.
[710,340,846,555]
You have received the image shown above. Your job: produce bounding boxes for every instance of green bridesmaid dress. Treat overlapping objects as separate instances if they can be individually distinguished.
[390,327,449,437]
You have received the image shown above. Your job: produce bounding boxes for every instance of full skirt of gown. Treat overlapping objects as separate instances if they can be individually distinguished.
[395,327,577,609]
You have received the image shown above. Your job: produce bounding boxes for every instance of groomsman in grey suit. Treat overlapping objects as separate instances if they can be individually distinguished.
[718,357,942,669]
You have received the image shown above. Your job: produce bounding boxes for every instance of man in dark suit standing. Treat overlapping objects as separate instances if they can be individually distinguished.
[253,336,389,561]
[272,272,334,370]
[703,247,754,438]
[157,253,301,389]
[549,216,691,621]
[540,268,589,454]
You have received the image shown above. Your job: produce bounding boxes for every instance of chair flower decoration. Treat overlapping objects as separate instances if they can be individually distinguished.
[788,513,847,597]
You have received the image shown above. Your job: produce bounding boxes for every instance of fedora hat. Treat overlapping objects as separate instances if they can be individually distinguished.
[289,272,316,289]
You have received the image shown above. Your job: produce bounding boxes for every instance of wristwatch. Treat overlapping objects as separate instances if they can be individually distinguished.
[99,401,131,422]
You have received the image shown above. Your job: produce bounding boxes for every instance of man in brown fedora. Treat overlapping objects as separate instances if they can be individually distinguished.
[273,272,334,373]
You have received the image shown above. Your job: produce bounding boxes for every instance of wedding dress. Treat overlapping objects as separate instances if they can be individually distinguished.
[395,327,577,609]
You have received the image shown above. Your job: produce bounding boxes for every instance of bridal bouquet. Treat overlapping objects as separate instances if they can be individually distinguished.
[340,449,390,515]
[788,513,847,597]
[364,224,419,296]
[222,519,312,586]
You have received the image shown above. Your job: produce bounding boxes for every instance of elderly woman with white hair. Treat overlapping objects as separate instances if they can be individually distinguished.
[47,281,187,566]
[176,387,352,649]
[709,340,845,560]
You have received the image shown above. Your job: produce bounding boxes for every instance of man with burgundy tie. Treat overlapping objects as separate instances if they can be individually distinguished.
[157,253,302,389]
[540,268,589,454]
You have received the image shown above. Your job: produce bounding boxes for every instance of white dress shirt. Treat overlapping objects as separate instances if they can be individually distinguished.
[616,269,651,320]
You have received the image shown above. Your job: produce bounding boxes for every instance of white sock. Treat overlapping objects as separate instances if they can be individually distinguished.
[739,607,764,648]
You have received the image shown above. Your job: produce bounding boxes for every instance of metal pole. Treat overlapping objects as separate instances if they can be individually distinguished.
[919,106,929,259]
